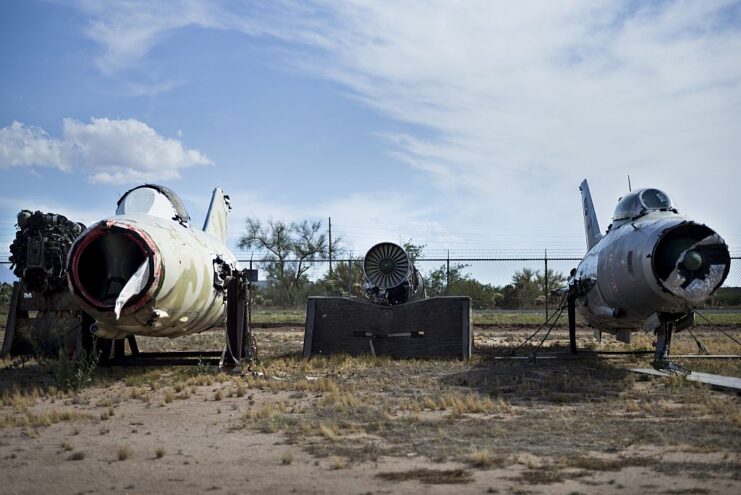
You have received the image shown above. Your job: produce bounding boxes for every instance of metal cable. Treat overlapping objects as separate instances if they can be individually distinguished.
[695,310,741,347]
[532,303,566,356]
[685,325,708,354]
[509,292,567,356]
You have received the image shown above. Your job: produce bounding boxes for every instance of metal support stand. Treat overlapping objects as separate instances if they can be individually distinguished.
[567,294,577,354]
[0,281,23,358]
[73,271,257,368]
[653,321,685,373]
[220,270,256,371]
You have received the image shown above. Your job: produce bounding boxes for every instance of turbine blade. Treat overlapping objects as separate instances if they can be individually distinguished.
[114,259,150,320]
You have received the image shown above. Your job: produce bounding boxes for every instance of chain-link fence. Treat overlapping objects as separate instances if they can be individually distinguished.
[3,255,740,315]
[234,255,741,312]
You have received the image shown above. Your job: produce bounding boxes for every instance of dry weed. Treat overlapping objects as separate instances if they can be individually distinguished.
[319,422,340,441]
[117,445,130,461]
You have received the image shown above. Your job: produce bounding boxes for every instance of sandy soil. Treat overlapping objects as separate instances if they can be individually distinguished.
[1,325,739,495]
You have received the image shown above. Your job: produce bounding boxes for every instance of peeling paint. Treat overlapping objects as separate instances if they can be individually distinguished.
[664,264,726,305]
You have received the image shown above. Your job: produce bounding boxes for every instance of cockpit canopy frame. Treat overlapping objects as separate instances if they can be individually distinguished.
[612,188,676,222]
[116,184,191,226]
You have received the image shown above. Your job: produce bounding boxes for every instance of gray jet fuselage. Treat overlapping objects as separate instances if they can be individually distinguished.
[570,181,730,342]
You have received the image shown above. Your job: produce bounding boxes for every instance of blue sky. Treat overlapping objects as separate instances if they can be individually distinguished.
[1,0,740,259]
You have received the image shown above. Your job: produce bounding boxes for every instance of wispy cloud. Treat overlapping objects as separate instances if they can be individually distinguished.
[216,189,444,254]
[0,118,212,185]
[67,0,741,247]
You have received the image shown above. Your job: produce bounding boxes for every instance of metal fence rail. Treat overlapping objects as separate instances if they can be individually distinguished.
[2,256,740,314]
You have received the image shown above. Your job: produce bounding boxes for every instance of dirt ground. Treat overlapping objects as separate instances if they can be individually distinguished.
[1,324,739,495]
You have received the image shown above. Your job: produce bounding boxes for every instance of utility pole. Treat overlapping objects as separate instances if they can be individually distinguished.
[328,216,333,278]
[446,250,450,295]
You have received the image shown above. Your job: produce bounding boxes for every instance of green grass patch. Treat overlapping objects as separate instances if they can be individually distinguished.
[250,309,305,324]
[249,307,741,326]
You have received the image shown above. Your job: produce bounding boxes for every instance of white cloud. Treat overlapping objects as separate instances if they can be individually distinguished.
[67,0,741,249]
[0,122,71,171]
[0,118,212,184]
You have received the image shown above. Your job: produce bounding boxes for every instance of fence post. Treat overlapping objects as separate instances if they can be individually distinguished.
[248,253,253,327]
[328,217,333,279]
[544,249,549,323]
[347,255,352,294]
[446,250,450,296]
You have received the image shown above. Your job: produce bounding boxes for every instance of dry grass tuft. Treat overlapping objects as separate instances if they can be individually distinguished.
[466,449,506,469]
[319,422,340,441]
[128,387,147,400]
[0,409,91,429]
[413,393,510,416]
[319,390,362,412]
[243,402,286,422]
[1,387,39,410]
[117,445,131,461]
[330,455,345,469]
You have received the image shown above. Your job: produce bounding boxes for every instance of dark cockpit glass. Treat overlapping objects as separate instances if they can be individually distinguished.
[613,188,674,221]
[640,189,672,209]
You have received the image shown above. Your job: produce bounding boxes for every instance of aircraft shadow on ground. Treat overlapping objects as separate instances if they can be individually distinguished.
[444,344,635,404]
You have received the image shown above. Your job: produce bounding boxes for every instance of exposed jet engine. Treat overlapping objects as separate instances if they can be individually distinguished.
[569,180,731,368]
[3,210,87,357]
[362,242,425,305]
[10,210,85,294]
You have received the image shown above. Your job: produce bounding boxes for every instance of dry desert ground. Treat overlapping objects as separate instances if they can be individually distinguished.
[1,323,739,495]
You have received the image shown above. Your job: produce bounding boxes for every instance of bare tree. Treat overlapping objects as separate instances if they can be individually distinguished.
[239,218,331,306]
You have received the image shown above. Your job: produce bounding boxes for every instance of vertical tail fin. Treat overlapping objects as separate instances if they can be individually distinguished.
[579,179,602,250]
[202,188,230,243]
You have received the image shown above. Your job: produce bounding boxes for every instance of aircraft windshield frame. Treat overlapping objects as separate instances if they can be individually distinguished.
[116,184,191,224]
[613,188,674,221]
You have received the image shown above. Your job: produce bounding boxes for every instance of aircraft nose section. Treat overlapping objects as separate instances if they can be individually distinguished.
[67,220,159,315]
[653,223,731,305]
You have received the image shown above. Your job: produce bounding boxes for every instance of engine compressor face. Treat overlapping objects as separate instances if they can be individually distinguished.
[363,242,411,290]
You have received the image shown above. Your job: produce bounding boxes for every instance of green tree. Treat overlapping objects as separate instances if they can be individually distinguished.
[426,263,500,309]
[499,268,566,309]
[535,269,567,307]
[316,256,365,298]
[239,218,334,306]
[401,240,425,264]
[0,282,13,307]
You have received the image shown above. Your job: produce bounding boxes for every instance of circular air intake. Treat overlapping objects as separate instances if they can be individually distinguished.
[68,224,155,311]
[653,223,727,280]
[363,242,411,290]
